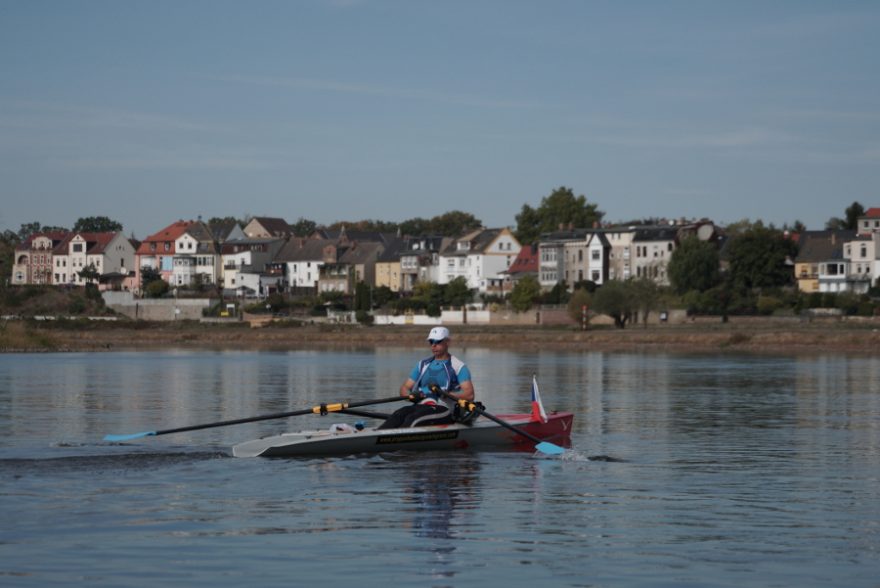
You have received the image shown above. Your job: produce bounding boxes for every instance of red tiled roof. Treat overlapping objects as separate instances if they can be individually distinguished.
[136,221,193,254]
[864,207,880,218]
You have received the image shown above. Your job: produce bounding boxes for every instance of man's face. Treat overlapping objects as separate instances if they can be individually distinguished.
[428,338,448,358]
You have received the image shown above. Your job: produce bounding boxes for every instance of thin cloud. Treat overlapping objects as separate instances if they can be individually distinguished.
[208,74,539,109]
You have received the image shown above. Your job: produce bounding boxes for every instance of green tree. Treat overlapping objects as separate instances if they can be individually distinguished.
[509,275,542,312]
[140,266,162,290]
[567,288,592,325]
[726,224,797,291]
[430,211,483,236]
[73,216,123,233]
[514,186,604,244]
[591,280,637,329]
[443,276,473,307]
[145,279,169,298]
[844,201,865,231]
[631,278,661,327]
[290,217,318,237]
[412,281,444,316]
[17,222,67,240]
[77,263,101,285]
[398,217,432,236]
[667,237,721,294]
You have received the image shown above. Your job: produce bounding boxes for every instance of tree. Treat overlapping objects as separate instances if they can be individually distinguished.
[630,278,661,327]
[509,275,542,312]
[140,266,162,290]
[514,186,604,244]
[78,263,101,285]
[443,277,473,307]
[567,288,592,325]
[17,222,67,239]
[290,217,317,237]
[398,217,432,236]
[667,237,721,294]
[430,211,482,236]
[73,216,123,233]
[844,202,865,231]
[726,224,797,291]
[591,280,637,329]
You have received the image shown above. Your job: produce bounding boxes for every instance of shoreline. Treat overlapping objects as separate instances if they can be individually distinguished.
[3,319,879,355]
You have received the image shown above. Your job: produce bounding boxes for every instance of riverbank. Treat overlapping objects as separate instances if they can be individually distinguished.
[2,317,879,354]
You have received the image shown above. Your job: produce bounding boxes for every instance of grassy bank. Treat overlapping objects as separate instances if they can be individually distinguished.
[2,317,879,355]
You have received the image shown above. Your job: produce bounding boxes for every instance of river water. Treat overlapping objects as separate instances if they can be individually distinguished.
[1,348,878,587]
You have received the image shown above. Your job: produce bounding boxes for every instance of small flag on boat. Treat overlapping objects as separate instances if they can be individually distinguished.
[531,375,548,423]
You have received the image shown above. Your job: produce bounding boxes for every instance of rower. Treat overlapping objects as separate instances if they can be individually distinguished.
[376,326,476,429]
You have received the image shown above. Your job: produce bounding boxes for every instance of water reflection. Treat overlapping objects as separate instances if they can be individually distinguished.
[397,453,481,582]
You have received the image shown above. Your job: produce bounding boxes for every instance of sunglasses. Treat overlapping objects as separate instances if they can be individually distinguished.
[428,339,447,345]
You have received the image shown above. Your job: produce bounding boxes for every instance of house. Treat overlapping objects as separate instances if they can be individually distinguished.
[276,238,328,293]
[318,241,384,295]
[172,221,220,287]
[220,238,285,294]
[438,228,521,294]
[135,220,194,291]
[537,228,590,289]
[243,217,293,239]
[795,231,854,293]
[11,231,69,285]
[375,238,405,292]
[857,208,880,236]
[631,226,678,285]
[53,231,136,287]
[399,236,449,292]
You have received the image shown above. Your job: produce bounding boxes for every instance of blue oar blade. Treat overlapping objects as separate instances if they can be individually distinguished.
[103,431,157,442]
[535,441,565,456]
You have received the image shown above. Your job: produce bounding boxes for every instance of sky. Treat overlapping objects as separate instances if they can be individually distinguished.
[1,0,878,238]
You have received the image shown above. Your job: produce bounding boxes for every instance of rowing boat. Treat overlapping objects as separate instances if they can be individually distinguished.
[232,411,574,458]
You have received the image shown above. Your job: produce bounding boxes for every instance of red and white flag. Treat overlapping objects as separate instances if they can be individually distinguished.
[530,375,548,423]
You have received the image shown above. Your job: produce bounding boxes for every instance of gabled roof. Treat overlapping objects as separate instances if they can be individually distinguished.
[246,217,292,237]
[401,235,447,253]
[73,232,119,254]
[208,220,241,242]
[338,241,384,265]
[863,208,880,218]
[275,238,330,262]
[377,238,405,262]
[794,230,855,263]
[137,221,193,254]
[16,231,70,252]
[442,228,505,256]
[504,243,539,275]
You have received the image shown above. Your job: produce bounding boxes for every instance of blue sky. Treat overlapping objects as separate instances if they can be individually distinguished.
[1,0,878,238]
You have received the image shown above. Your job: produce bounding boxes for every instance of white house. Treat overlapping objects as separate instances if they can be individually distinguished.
[53,232,135,286]
[438,228,521,293]
[172,222,220,287]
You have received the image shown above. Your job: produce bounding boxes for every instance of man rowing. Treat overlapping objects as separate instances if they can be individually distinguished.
[377,326,476,430]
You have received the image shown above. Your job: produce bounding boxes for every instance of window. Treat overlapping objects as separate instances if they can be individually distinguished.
[164,242,171,251]
[591,270,600,281]
[592,250,600,260]
[73,243,83,252]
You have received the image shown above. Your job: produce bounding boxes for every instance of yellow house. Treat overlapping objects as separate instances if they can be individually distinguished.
[375,241,404,292]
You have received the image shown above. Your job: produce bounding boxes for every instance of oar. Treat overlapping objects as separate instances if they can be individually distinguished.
[436,388,565,456]
[103,395,409,442]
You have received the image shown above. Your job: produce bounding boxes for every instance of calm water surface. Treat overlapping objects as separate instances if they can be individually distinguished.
[1,347,879,587]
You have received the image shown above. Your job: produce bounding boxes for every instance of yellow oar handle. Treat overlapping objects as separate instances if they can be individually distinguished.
[312,402,349,415]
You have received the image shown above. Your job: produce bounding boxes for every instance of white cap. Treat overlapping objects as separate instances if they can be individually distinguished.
[426,326,450,341]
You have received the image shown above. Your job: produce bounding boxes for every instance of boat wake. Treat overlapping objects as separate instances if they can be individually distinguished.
[2,449,229,477]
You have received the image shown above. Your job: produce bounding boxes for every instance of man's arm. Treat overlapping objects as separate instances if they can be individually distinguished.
[400,377,416,397]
